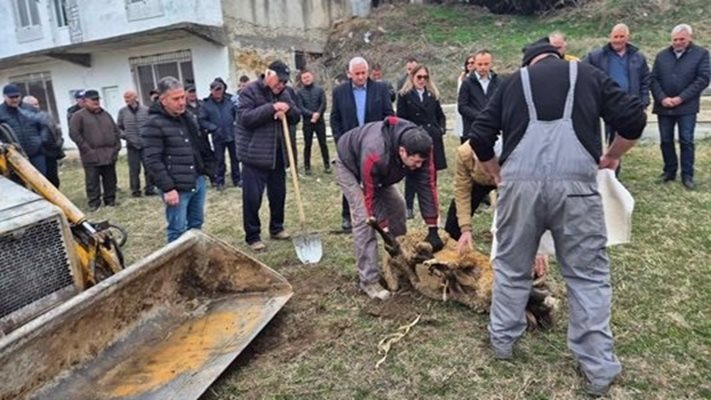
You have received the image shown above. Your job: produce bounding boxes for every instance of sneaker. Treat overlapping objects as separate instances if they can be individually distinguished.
[492,345,513,361]
[577,364,613,397]
[359,281,391,300]
[304,168,312,176]
[248,241,266,251]
[270,230,291,240]
[131,192,142,198]
[682,176,695,190]
[216,184,225,192]
[341,218,352,233]
[88,205,100,212]
[144,188,158,196]
[233,180,243,188]
[324,167,332,174]
[406,209,414,220]
[657,172,675,183]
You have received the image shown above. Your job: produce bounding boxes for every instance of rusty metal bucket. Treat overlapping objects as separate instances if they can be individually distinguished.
[0,230,293,400]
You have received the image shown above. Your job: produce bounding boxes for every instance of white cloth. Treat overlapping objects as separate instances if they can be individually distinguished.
[453,77,464,137]
[597,169,635,246]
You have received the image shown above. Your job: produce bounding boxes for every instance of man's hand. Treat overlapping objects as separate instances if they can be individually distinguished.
[457,231,473,254]
[273,102,290,112]
[163,189,179,206]
[479,157,502,186]
[533,254,549,278]
[661,97,680,108]
[598,153,620,170]
[311,112,320,123]
[274,110,286,121]
[425,227,444,252]
[669,96,683,107]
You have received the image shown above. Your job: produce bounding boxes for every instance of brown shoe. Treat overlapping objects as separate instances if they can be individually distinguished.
[270,230,291,240]
[248,241,266,251]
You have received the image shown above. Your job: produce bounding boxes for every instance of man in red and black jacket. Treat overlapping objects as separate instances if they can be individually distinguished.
[333,116,443,300]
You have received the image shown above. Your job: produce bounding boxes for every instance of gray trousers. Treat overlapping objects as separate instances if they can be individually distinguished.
[334,159,406,284]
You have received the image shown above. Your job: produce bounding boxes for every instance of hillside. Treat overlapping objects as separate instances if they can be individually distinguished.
[320,0,711,101]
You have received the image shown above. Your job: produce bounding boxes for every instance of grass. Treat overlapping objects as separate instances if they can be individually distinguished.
[54,136,710,399]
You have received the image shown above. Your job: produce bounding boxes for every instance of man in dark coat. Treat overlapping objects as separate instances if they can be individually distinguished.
[21,95,63,187]
[330,56,394,232]
[117,89,154,197]
[66,90,85,128]
[650,23,710,189]
[0,84,50,174]
[334,117,442,300]
[458,49,500,139]
[584,23,650,176]
[199,78,240,190]
[469,42,646,396]
[297,69,330,175]
[236,60,300,251]
[142,77,216,243]
[69,90,122,210]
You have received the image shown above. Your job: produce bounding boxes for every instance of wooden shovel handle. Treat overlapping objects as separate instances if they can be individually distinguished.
[280,115,306,230]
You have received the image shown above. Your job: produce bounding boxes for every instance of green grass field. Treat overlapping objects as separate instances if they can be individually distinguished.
[55,136,710,399]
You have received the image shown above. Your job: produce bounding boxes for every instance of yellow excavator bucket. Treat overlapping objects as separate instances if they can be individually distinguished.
[0,230,293,400]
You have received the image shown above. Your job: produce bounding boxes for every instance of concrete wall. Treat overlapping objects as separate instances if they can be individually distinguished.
[0,36,229,148]
[0,0,223,59]
[223,0,356,77]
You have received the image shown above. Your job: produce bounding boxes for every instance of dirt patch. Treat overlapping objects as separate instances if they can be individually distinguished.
[361,291,425,321]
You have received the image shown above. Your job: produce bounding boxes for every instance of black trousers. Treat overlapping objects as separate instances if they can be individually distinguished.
[84,163,117,208]
[242,154,286,244]
[127,147,153,194]
[444,182,496,240]
[45,157,60,188]
[303,120,330,170]
[213,140,241,185]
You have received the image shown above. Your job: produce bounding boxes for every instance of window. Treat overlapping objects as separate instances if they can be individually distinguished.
[130,50,195,104]
[125,0,164,21]
[13,0,43,42]
[53,0,68,28]
[9,72,61,127]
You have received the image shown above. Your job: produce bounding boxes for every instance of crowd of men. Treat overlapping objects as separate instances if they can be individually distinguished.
[1,22,709,397]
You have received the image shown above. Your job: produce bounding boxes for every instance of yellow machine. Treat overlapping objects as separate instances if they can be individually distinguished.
[0,124,293,399]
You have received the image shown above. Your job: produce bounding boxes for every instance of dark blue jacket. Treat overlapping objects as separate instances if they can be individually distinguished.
[651,43,710,115]
[329,78,394,141]
[236,79,300,170]
[0,103,49,157]
[584,43,651,107]
[199,94,236,143]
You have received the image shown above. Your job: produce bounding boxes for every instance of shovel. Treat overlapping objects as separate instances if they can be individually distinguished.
[280,114,323,264]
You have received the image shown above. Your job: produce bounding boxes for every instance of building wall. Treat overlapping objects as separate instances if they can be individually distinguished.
[0,36,229,148]
[0,0,224,59]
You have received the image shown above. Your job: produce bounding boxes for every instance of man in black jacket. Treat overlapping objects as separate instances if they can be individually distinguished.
[458,49,500,141]
[142,76,216,243]
[330,56,394,231]
[470,43,646,396]
[236,60,300,251]
[584,23,650,176]
[199,78,240,190]
[297,69,330,175]
[0,84,50,174]
[651,23,710,189]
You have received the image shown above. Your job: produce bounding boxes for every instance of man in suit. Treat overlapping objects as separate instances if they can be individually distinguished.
[330,56,394,232]
[458,49,501,139]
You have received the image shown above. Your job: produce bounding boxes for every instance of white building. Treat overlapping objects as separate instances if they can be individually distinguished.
[0,0,363,147]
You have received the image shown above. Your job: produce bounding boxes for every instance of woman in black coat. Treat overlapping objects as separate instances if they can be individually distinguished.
[396,64,447,219]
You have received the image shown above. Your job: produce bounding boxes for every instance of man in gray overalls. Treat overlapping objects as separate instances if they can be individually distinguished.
[469,42,647,396]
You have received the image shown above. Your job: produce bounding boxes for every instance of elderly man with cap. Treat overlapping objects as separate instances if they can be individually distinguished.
[199,77,240,190]
[0,84,51,174]
[67,90,85,127]
[69,89,122,211]
[236,60,300,251]
[469,42,647,396]
[117,89,155,197]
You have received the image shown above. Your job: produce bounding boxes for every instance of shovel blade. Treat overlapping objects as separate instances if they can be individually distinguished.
[294,233,322,264]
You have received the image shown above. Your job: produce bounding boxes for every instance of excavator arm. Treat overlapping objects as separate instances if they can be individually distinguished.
[0,123,124,286]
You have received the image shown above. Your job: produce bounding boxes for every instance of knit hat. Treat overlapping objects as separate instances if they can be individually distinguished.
[521,41,561,66]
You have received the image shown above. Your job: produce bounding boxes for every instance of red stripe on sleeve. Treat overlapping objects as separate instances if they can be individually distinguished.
[363,153,380,218]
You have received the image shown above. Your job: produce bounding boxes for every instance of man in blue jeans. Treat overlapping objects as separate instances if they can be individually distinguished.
[651,23,710,190]
[143,76,217,242]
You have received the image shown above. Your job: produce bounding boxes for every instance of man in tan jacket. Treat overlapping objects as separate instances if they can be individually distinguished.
[444,140,548,275]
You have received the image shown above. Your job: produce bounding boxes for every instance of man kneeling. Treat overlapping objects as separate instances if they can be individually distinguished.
[333,116,443,300]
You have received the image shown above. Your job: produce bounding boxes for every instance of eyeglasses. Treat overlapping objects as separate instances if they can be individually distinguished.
[466,61,476,65]
[415,75,429,81]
